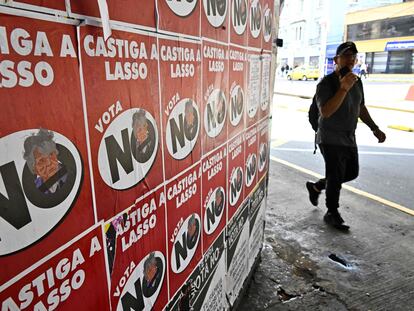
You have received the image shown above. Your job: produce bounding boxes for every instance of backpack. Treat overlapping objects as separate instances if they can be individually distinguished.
[308,95,319,132]
[308,96,319,154]
[308,74,336,153]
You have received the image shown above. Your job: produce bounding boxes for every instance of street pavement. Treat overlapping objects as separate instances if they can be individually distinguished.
[237,76,414,310]
[274,76,414,132]
[238,158,414,311]
[274,76,414,116]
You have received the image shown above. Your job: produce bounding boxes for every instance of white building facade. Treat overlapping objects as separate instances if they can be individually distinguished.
[277,0,328,71]
[277,0,405,75]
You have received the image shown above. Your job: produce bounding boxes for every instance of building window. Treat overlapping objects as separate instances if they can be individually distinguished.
[293,57,305,67]
[295,26,302,41]
[317,0,323,8]
[365,53,374,74]
[372,52,388,74]
[310,56,319,67]
[387,50,413,74]
[347,15,414,41]
[411,52,414,73]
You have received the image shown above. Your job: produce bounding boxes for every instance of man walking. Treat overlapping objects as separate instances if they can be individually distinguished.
[359,62,367,79]
[306,42,386,230]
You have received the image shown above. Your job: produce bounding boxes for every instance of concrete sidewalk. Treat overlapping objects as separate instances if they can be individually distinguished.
[238,159,414,311]
[363,74,414,83]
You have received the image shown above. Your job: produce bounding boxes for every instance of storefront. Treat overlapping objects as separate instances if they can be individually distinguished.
[345,2,414,74]
[354,40,413,74]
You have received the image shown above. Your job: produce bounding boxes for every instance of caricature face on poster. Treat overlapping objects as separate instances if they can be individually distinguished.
[202,40,228,155]
[228,45,247,140]
[78,25,163,221]
[69,0,156,30]
[166,164,202,298]
[201,0,229,42]
[104,187,168,311]
[0,12,94,283]
[157,0,201,37]
[230,0,248,46]
[159,36,202,180]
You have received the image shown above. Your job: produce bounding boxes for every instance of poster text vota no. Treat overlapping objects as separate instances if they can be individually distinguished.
[1,0,274,309]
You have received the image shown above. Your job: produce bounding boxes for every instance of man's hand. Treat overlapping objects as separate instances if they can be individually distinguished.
[340,72,358,92]
[373,128,386,143]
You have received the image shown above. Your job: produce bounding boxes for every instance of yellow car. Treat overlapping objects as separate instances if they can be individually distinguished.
[287,66,319,81]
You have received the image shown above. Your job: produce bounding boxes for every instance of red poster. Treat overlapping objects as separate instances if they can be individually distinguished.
[244,124,258,197]
[0,225,111,310]
[166,163,202,298]
[201,0,229,42]
[157,0,201,38]
[105,186,168,311]
[246,51,261,128]
[78,25,163,221]
[257,119,269,183]
[228,44,247,140]
[247,0,262,49]
[259,53,271,121]
[201,145,227,254]
[159,36,202,180]
[229,0,248,46]
[69,0,156,29]
[202,40,228,155]
[227,132,245,221]
[8,0,67,13]
[262,0,273,51]
[0,13,94,282]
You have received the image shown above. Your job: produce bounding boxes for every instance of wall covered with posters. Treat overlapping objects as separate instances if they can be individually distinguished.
[0,0,275,310]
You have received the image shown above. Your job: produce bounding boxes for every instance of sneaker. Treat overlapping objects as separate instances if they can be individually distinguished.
[306,181,320,206]
[324,211,349,230]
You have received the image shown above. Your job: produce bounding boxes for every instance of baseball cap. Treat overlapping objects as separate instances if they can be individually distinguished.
[336,41,358,56]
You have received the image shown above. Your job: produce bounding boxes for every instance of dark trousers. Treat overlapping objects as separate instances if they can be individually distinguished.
[315,144,359,211]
